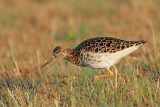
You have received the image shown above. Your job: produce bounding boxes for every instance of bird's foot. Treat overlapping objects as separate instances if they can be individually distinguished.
[91,76,99,83]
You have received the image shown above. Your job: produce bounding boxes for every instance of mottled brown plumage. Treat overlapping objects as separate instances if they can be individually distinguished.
[52,46,82,66]
[75,37,146,53]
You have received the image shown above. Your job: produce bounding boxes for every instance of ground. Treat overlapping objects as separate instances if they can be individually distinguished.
[0,0,160,106]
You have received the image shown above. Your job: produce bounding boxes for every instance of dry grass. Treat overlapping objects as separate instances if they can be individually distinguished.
[0,0,160,106]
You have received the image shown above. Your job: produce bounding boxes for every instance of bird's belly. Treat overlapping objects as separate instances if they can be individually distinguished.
[84,60,111,69]
[81,53,119,69]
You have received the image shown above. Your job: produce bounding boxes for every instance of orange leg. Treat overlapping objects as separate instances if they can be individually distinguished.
[113,65,118,90]
[91,67,113,82]
[91,65,118,89]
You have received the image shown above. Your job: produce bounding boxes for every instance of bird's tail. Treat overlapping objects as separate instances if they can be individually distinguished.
[135,40,147,46]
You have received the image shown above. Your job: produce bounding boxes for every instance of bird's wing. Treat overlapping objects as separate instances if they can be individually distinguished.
[75,37,146,53]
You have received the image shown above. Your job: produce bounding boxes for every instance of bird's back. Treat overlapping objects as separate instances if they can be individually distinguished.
[75,37,146,53]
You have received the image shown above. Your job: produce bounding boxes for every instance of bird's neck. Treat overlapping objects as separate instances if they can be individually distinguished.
[64,49,82,66]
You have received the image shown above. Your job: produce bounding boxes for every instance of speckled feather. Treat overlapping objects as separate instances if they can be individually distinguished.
[75,37,146,53]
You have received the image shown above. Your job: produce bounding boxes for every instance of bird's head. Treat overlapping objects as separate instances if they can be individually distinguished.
[43,46,72,67]
[52,46,68,59]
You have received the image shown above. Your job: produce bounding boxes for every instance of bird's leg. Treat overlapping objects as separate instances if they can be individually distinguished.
[113,65,118,90]
[91,68,113,82]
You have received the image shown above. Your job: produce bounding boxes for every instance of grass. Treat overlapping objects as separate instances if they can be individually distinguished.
[0,0,160,106]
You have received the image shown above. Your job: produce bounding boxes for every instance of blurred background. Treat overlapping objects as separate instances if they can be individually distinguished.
[0,0,160,106]
[0,0,159,77]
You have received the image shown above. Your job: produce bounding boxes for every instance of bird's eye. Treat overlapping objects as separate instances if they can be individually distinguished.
[55,51,58,54]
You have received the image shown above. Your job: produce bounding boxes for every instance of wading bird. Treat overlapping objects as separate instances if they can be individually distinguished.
[43,37,146,89]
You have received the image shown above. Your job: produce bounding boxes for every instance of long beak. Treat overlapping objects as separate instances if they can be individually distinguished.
[42,56,55,67]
